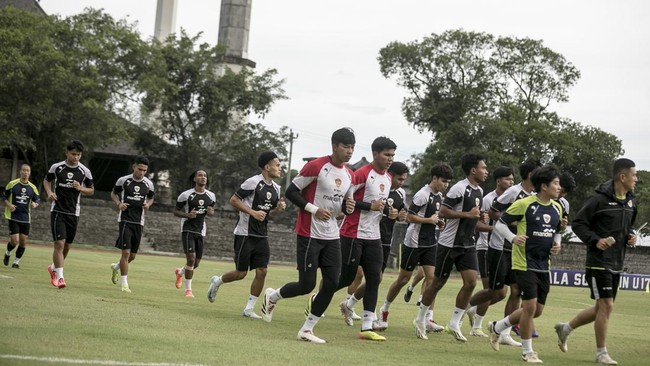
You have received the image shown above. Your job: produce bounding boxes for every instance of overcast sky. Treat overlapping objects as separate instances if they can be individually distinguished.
[39,0,650,173]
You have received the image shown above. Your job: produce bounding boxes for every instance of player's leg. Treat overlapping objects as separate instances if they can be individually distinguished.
[243,237,268,318]
[358,240,385,340]
[209,235,250,302]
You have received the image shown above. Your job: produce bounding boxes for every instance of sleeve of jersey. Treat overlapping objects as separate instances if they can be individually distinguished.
[500,199,526,226]
[292,160,320,190]
[208,191,217,207]
[113,177,125,194]
[351,168,371,210]
[29,183,40,202]
[2,184,12,201]
[442,184,463,209]
[175,192,188,210]
[81,164,94,187]
[45,164,56,181]
[235,177,257,200]
[146,178,155,197]
[408,191,427,215]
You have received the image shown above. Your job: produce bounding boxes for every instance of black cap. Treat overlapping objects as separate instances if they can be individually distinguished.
[331,127,356,145]
[258,151,278,168]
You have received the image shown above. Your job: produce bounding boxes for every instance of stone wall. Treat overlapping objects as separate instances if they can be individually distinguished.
[2,198,649,274]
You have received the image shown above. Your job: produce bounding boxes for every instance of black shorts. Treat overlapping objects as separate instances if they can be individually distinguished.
[487,247,515,290]
[50,212,78,244]
[381,245,392,272]
[234,235,270,271]
[8,220,29,236]
[340,236,383,267]
[400,245,436,271]
[115,222,143,253]
[296,235,341,272]
[513,270,550,304]
[435,246,478,279]
[182,232,204,260]
[586,268,620,300]
[477,249,488,279]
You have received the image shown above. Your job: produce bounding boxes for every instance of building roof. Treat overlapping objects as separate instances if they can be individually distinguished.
[0,0,45,14]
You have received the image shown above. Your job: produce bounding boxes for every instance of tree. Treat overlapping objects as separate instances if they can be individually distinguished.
[139,30,288,199]
[0,7,149,183]
[378,29,621,202]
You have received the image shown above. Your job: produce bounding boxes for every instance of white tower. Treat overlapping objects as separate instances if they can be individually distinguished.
[154,0,178,42]
[217,0,255,75]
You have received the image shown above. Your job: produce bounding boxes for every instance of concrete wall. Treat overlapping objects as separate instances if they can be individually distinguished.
[2,199,649,274]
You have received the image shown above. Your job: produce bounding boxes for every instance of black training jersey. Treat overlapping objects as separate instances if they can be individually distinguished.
[176,188,217,236]
[438,178,483,249]
[46,161,94,216]
[113,174,155,225]
[3,178,40,223]
[232,174,281,237]
[490,183,532,251]
[380,187,406,245]
[404,185,443,248]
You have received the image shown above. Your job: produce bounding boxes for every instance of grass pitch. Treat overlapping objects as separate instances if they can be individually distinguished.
[1,244,648,365]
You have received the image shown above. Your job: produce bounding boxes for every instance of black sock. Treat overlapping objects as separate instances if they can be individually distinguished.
[16,246,25,259]
[6,242,15,253]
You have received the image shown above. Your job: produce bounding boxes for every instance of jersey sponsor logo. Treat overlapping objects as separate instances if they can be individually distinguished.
[533,228,555,237]
[335,178,342,188]
[543,214,551,224]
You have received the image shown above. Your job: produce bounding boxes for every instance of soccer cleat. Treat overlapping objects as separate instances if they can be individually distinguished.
[521,351,543,363]
[426,319,445,333]
[379,307,389,328]
[513,323,521,336]
[499,333,522,347]
[261,288,276,322]
[339,301,354,326]
[358,330,386,341]
[111,263,119,284]
[184,289,194,298]
[57,277,67,289]
[466,306,476,327]
[242,309,262,319]
[48,265,57,287]
[404,287,414,302]
[596,353,618,365]
[445,323,468,342]
[121,285,132,293]
[532,328,540,338]
[207,276,220,303]
[372,320,388,331]
[11,263,19,269]
[304,293,315,318]
[413,319,428,340]
[487,321,500,351]
[470,327,488,337]
[174,268,183,289]
[3,254,9,266]
[350,308,362,321]
[554,322,570,352]
[297,330,326,344]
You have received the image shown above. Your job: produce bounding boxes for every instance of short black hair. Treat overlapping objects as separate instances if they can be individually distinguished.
[371,136,397,153]
[67,140,84,152]
[460,153,485,176]
[531,165,561,193]
[519,158,541,181]
[331,127,356,145]
[612,158,635,180]
[431,163,454,180]
[492,166,514,181]
[258,151,278,168]
[388,161,409,176]
[134,156,150,166]
[560,172,577,193]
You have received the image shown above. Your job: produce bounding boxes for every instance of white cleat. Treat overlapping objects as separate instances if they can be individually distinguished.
[554,322,570,352]
[111,263,119,284]
[470,327,488,337]
[297,330,326,344]
[596,353,618,365]
[413,319,428,340]
[350,308,362,321]
[242,309,262,319]
[487,321,500,351]
[372,319,388,331]
[207,276,220,303]
[261,288,276,323]
[499,333,522,347]
[426,319,445,333]
[445,323,468,342]
[466,305,476,327]
[521,351,543,363]
[339,301,354,326]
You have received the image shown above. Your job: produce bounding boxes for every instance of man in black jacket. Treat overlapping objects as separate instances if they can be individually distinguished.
[554,158,638,365]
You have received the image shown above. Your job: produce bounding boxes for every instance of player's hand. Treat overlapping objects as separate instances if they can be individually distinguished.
[345,198,355,214]
[142,201,151,210]
[31,202,39,209]
[596,237,614,250]
[398,208,407,222]
[72,180,82,191]
[388,207,398,220]
[437,220,445,230]
[467,206,481,219]
[429,214,439,225]
[206,206,215,216]
[627,234,637,248]
[48,192,57,201]
[370,199,385,212]
[315,208,332,221]
[117,202,129,211]
[512,235,528,246]
[560,217,568,231]
[480,211,489,223]
[550,242,561,255]
[277,197,287,211]
[187,208,198,219]
[251,210,267,222]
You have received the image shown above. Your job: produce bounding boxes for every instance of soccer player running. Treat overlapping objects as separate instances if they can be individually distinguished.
[380,164,454,336]
[413,153,489,342]
[345,161,409,331]
[260,127,355,344]
[44,140,94,289]
[554,159,637,366]
[173,170,216,298]
[109,156,155,293]
[335,136,395,341]
[3,164,40,269]
[465,166,514,338]
[487,165,563,364]
[207,151,286,318]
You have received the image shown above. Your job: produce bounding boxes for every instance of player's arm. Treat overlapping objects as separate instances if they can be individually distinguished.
[143,190,155,209]
[110,190,128,211]
[270,197,286,216]
[76,177,94,197]
[571,196,602,248]
[475,220,492,232]
[43,172,56,200]
[230,193,265,222]
[439,204,480,219]
[173,197,195,219]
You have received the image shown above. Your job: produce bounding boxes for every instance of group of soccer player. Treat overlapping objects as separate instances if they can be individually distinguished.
[2,130,639,365]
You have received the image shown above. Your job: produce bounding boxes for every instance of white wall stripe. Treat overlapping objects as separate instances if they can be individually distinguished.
[0,355,205,366]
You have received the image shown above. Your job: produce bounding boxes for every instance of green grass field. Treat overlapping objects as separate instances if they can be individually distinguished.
[1,244,648,366]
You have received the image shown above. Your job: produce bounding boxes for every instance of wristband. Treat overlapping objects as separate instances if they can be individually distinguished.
[305,203,319,215]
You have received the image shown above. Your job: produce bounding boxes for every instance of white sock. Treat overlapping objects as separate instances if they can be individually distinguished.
[300,313,320,332]
[121,275,128,286]
[597,347,608,356]
[113,263,120,270]
[179,267,186,275]
[245,295,258,311]
[417,294,423,303]
[564,323,573,332]
[500,326,512,335]
[407,285,414,292]
[215,276,224,286]
[416,304,429,323]
[13,258,20,265]
[382,300,392,311]
[494,317,513,334]
[346,293,352,300]
[361,310,374,331]
[5,250,10,256]
[521,338,533,354]
[346,295,359,309]
[426,309,433,321]
[55,267,63,280]
[474,315,484,328]
[184,279,192,290]
[449,306,465,328]
[269,289,282,303]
